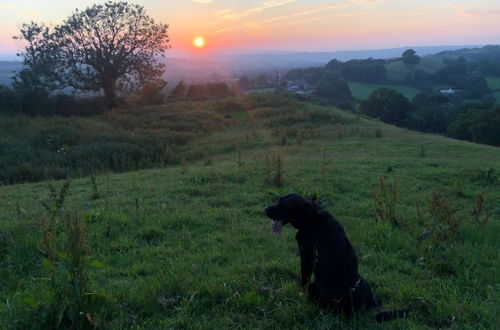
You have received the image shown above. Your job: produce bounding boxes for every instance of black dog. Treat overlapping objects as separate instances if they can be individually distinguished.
[265,193,408,322]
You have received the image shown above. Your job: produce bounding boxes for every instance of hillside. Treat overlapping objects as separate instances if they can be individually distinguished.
[1,96,499,329]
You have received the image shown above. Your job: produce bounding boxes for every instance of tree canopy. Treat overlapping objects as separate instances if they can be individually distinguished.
[15,1,170,107]
[315,77,353,101]
[360,88,413,126]
[402,49,421,65]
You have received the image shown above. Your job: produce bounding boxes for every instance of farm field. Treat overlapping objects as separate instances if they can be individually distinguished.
[348,82,423,100]
[486,76,500,90]
[0,95,499,329]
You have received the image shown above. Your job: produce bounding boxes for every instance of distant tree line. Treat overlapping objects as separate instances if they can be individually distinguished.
[324,58,387,83]
[237,74,276,91]
[170,81,236,100]
[360,88,499,146]
[278,46,500,145]
[405,56,490,98]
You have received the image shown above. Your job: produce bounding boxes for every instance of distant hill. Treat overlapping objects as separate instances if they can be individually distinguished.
[0,45,484,86]
[0,60,22,86]
[429,45,500,61]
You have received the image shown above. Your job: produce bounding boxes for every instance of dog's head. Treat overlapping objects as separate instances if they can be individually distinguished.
[264,193,320,234]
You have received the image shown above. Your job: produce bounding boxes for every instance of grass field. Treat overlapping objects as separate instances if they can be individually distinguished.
[486,76,500,90]
[492,91,500,103]
[348,82,423,100]
[1,95,499,329]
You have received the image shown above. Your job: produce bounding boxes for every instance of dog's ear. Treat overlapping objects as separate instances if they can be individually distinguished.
[301,201,319,222]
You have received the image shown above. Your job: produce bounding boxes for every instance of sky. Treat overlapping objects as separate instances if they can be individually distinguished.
[0,0,499,56]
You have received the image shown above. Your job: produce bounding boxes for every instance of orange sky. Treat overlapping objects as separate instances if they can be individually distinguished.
[0,0,499,56]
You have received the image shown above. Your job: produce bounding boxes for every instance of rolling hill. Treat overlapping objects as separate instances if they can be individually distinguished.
[0,95,499,328]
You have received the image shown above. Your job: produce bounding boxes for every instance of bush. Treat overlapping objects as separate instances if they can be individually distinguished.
[447,106,500,145]
[360,88,414,126]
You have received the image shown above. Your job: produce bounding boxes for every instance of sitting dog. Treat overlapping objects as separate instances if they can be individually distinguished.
[265,193,408,322]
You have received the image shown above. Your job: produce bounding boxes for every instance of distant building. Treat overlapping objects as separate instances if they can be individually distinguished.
[286,80,309,91]
[440,88,457,95]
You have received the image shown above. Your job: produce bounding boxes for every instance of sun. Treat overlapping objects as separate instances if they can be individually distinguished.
[193,36,205,48]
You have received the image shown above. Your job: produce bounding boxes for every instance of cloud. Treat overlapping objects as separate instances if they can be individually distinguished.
[216,0,298,20]
[461,8,500,16]
[192,0,215,4]
[213,2,350,34]
[0,4,16,8]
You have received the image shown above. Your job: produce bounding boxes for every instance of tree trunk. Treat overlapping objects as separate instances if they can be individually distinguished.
[103,80,117,109]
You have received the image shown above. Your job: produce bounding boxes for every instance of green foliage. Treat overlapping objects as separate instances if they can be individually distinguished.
[89,174,100,200]
[407,93,456,133]
[285,67,324,85]
[0,83,108,116]
[15,1,170,107]
[401,49,421,65]
[0,99,236,184]
[185,82,235,100]
[372,176,401,226]
[340,58,387,83]
[170,80,187,98]
[316,76,353,101]
[447,106,500,145]
[360,88,414,126]
[471,194,490,225]
[416,191,463,271]
[0,85,22,115]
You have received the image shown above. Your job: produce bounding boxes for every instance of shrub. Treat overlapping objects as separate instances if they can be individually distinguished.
[416,190,463,270]
[360,88,414,126]
[372,176,401,226]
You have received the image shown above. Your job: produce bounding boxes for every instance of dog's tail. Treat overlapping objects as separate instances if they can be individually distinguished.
[375,309,410,323]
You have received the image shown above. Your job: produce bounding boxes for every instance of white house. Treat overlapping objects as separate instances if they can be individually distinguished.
[440,88,457,95]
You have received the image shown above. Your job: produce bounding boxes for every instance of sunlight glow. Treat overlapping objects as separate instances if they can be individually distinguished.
[193,36,205,48]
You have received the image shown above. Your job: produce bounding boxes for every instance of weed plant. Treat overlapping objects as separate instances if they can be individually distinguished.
[372,176,401,226]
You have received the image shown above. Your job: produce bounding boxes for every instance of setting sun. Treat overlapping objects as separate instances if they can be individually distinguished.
[193,36,205,48]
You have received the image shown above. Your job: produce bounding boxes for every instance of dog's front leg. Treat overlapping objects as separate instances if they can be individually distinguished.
[297,232,315,287]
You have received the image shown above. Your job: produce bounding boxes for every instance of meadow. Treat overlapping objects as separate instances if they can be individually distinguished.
[348,82,423,100]
[485,76,500,90]
[0,94,499,329]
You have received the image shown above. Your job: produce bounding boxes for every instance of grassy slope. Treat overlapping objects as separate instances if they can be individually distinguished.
[1,99,499,329]
[348,82,422,100]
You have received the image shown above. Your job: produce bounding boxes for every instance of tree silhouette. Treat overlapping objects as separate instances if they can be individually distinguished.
[15,1,170,108]
[402,49,421,65]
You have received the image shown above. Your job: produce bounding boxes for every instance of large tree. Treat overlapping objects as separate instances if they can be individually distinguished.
[15,1,170,107]
[360,88,414,126]
[401,49,421,65]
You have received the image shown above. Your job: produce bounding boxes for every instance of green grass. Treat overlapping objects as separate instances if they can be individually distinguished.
[485,76,500,90]
[385,58,443,82]
[348,82,422,100]
[492,91,500,103]
[485,76,500,103]
[1,97,499,329]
